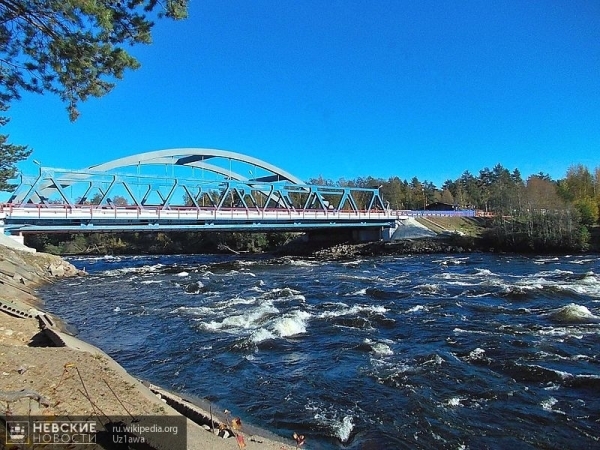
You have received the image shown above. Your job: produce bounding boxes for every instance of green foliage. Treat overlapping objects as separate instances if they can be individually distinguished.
[0,114,30,191]
[24,233,51,252]
[0,0,189,120]
[485,209,589,252]
[25,231,300,255]
[579,225,591,250]
[573,197,599,226]
[439,188,454,204]
[560,165,594,202]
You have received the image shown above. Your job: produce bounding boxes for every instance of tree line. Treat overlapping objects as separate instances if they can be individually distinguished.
[311,163,599,252]
[312,163,599,221]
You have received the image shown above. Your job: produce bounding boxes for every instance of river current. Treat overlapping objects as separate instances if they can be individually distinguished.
[40,253,600,449]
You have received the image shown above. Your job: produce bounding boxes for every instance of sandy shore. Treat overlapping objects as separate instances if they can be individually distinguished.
[0,242,296,449]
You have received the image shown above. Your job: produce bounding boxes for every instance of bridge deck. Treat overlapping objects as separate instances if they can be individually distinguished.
[1,204,475,233]
[1,204,399,233]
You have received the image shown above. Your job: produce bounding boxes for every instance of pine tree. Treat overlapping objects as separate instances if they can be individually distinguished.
[0,110,30,191]
[0,0,188,120]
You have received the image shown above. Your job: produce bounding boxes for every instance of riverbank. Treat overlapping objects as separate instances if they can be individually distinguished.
[289,216,600,258]
[23,216,600,257]
[0,243,295,449]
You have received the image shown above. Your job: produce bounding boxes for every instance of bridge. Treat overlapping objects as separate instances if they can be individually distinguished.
[0,148,474,243]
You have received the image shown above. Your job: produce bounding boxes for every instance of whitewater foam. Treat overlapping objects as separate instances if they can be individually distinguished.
[171,305,216,316]
[414,283,441,294]
[260,287,304,301]
[534,257,560,264]
[446,397,463,407]
[536,327,585,339]
[540,397,560,412]
[534,269,574,277]
[341,259,365,266]
[273,310,310,337]
[202,301,279,332]
[365,338,394,356]
[318,304,388,319]
[547,303,600,323]
[525,270,600,298]
[474,268,495,276]
[251,328,276,343]
[289,259,319,267]
[308,403,355,443]
[435,257,469,265]
[464,347,490,364]
[345,288,367,296]
[102,263,164,276]
[335,415,354,443]
[221,296,259,308]
[569,258,596,265]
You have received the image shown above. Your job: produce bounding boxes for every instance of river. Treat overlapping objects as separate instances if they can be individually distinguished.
[40,253,600,449]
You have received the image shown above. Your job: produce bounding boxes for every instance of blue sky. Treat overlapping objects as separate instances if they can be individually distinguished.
[5,0,600,191]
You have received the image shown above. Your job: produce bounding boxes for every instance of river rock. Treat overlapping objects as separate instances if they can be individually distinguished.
[48,263,65,277]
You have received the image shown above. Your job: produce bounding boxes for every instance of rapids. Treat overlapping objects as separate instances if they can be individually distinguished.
[41,253,600,449]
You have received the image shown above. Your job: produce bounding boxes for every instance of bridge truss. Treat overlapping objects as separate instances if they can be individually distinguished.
[2,149,395,234]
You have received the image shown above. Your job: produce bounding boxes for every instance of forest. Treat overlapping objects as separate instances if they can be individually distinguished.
[311,162,599,253]
[24,163,600,255]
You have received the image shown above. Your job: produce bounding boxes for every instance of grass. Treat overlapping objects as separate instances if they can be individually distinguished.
[419,217,488,237]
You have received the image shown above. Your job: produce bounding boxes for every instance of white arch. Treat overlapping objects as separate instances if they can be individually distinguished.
[87,148,305,185]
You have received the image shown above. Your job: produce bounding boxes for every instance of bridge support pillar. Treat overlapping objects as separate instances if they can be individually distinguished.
[0,214,36,252]
[8,232,25,246]
[381,221,401,242]
[2,233,36,252]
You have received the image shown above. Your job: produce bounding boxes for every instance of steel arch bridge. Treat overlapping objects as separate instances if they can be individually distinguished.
[1,148,399,236]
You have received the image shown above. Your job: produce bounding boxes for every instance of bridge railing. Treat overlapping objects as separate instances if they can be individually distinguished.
[0,203,398,221]
[1,203,477,220]
[395,210,476,218]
